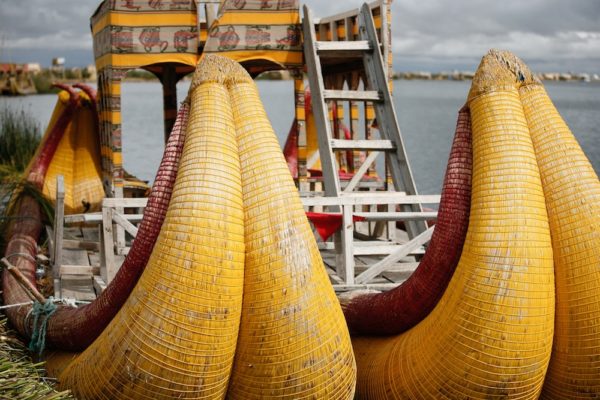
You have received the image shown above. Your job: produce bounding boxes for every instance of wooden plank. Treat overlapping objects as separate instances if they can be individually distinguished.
[64,212,143,225]
[62,248,90,267]
[315,40,371,52]
[355,226,434,284]
[45,226,55,266]
[61,275,96,301]
[53,175,64,271]
[63,213,102,224]
[63,227,83,240]
[333,282,401,292]
[93,276,107,295]
[354,244,415,256]
[353,211,438,221]
[338,205,355,284]
[62,239,100,252]
[112,211,139,237]
[330,139,393,150]
[60,265,100,276]
[81,227,100,241]
[303,5,341,200]
[354,261,419,273]
[301,194,441,207]
[53,278,61,298]
[323,89,381,102]
[101,206,116,283]
[344,151,379,193]
[102,197,148,208]
[88,252,101,268]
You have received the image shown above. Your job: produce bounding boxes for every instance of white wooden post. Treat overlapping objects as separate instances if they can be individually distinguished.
[101,205,116,283]
[53,175,65,297]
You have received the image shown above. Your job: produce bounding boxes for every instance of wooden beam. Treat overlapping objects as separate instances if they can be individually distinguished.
[59,265,101,276]
[112,211,139,237]
[315,40,372,52]
[101,206,116,283]
[354,226,434,284]
[323,89,381,102]
[102,197,148,208]
[53,175,64,269]
[93,276,107,294]
[333,282,401,292]
[303,5,341,200]
[301,193,441,207]
[353,211,438,221]
[161,64,178,143]
[330,139,393,150]
[344,151,380,193]
[1,258,46,304]
[62,239,100,252]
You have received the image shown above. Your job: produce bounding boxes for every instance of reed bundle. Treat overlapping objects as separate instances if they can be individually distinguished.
[58,55,355,399]
[41,90,104,214]
[0,317,73,399]
[224,57,356,399]
[352,50,555,398]
[520,74,600,399]
[60,58,247,398]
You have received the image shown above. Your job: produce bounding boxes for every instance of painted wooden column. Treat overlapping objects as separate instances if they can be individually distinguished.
[293,72,309,192]
[161,64,178,144]
[98,67,125,198]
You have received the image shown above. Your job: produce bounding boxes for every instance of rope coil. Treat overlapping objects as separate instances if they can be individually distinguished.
[28,297,57,355]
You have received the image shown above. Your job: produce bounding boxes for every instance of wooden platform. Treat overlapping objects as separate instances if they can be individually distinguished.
[58,226,124,301]
[52,220,427,302]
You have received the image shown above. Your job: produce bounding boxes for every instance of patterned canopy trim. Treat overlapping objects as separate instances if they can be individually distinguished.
[94,25,199,58]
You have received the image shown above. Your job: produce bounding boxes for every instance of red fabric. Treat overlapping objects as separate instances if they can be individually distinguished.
[306,212,366,241]
[283,119,298,179]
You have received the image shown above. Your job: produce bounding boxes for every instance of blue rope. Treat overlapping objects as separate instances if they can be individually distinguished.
[28,296,57,355]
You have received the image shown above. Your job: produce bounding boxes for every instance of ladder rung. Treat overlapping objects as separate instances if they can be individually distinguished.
[353,211,438,221]
[330,139,395,151]
[315,40,372,56]
[323,89,382,102]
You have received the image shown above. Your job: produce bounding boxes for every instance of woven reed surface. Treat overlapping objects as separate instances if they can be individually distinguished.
[352,51,555,399]
[25,88,78,188]
[222,59,356,399]
[42,91,104,214]
[59,59,245,398]
[44,103,188,351]
[520,85,600,399]
[342,106,472,336]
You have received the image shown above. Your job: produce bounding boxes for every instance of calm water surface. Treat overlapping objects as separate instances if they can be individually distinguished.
[1,80,598,194]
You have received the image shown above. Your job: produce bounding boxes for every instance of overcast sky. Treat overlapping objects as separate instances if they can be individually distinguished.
[0,0,598,73]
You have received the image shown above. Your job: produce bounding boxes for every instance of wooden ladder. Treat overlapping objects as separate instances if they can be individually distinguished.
[303,2,434,289]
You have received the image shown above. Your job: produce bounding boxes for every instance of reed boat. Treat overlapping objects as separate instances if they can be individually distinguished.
[2,1,600,399]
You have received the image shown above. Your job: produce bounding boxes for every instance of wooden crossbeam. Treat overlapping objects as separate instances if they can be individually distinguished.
[354,226,435,284]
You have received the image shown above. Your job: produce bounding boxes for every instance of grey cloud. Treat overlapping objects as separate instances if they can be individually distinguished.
[0,0,598,72]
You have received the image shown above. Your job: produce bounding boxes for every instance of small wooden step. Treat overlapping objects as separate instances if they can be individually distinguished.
[323,89,382,102]
[330,139,395,151]
[316,40,372,58]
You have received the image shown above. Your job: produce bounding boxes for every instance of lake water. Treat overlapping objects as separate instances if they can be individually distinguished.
[1,80,599,195]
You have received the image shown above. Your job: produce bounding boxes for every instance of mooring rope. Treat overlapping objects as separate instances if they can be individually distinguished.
[28,297,58,355]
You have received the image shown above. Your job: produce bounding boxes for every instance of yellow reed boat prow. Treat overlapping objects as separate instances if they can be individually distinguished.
[41,90,105,214]
[57,55,355,400]
[352,49,556,399]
